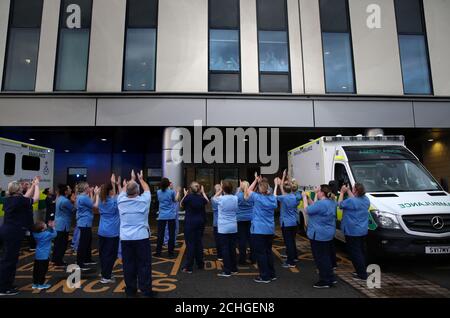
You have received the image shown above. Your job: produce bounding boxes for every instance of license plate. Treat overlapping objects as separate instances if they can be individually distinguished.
[425,246,450,254]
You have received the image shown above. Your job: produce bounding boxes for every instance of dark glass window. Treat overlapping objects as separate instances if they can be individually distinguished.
[319,0,355,94]
[55,0,92,91]
[209,0,241,92]
[2,0,43,91]
[123,0,158,91]
[4,153,16,176]
[257,0,290,93]
[394,0,432,95]
[22,155,40,171]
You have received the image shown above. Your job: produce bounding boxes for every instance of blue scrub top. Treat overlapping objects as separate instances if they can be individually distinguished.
[98,196,120,238]
[117,191,151,241]
[339,195,370,237]
[306,199,337,241]
[33,228,57,260]
[236,191,253,222]
[213,195,238,234]
[248,192,277,235]
[157,189,176,220]
[277,193,300,227]
[76,194,94,228]
[55,196,74,232]
[211,197,219,227]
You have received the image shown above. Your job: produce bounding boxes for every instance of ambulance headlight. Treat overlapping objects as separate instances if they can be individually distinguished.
[371,210,401,230]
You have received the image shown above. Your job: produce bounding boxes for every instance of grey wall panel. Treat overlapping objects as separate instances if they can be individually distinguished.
[414,102,450,128]
[207,99,314,127]
[287,0,304,94]
[35,0,61,92]
[0,98,96,126]
[0,0,10,90]
[87,0,126,92]
[423,0,450,96]
[314,100,414,127]
[156,0,208,93]
[299,0,325,94]
[240,0,259,93]
[348,0,403,95]
[96,98,207,126]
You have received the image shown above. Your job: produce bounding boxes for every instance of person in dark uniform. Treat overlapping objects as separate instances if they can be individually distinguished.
[43,188,56,223]
[180,182,209,274]
[0,177,40,296]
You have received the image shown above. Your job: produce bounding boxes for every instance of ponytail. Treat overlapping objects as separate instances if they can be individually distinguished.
[241,181,250,199]
[320,184,334,200]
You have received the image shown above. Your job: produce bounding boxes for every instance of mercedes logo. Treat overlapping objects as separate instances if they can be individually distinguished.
[431,216,445,230]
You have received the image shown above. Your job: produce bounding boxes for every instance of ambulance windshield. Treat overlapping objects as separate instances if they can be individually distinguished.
[344,146,442,193]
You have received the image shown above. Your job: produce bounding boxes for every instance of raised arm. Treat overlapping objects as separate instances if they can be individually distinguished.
[180,188,189,208]
[111,174,117,196]
[200,185,210,203]
[273,179,279,197]
[31,177,40,204]
[93,186,101,208]
[137,170,150,192]
[248,172,259,193]
[280,170,287,195]
[338,185,348,203]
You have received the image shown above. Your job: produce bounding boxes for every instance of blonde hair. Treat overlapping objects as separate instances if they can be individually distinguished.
[76,182,89,194]
[7,181,21,196]
[240,181,250,199]
[258,180,269,194]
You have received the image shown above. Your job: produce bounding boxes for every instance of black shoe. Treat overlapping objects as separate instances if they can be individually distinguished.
[313,281,332,289]
[352,272,367,281]
[217,272,231,278]
[182,268,193,274]
[84,261,97,266]
[254,277,271,284]
[0,288,20,296]
[80,266,90,272]
[271,276,278,281]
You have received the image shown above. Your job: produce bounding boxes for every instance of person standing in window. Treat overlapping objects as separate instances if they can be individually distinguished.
[235,180,254,265]
[180,182,209,274]
[213,181,239,278]
[302,185,337,289]
[94,174,120,284]
[0,177,40,296]
[52,184,74,267]
[154,178,177,258]
[246,173,278,284]
[338,183,370,281]
[75,182,96,271]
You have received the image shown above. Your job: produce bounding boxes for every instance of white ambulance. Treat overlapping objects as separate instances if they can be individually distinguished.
[0,137,54,225]
[288,135,450,257]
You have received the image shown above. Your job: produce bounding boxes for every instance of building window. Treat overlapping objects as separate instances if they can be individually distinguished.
[394,0,432,95]
[4,153,16,176]
[319,0,355,94]
[123,0,158,91]
[54,0,92,91]
[257,0,290,93]
[2,0,43,91]
[209,0,241,92]
[22,155,40,171]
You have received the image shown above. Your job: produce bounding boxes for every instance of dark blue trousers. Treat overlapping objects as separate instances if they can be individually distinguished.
[218,233,238,274]
[76,227,92,267]
[52,230,69,265]
[345,235,368,279]
[213,226,223,259]
[237,221,253,263]
[121,239,152,296]
[251,234,275,281]
[0,226,25,292]
[156,219,176,255]
[281,225,298,265]
[183,225,205,271]
[310,239,336,285]
[98,235,119,279]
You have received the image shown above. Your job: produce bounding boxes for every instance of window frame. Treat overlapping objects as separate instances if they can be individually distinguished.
[208,0,242,92]
[393,0,433,96]
[4,152,16,176]
[256,0,291,93]
[122,0,159,92]
[2,0,43,92]
[53,0,93,92]
[319,0,356,94]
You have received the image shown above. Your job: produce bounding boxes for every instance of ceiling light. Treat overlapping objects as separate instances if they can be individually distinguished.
[64,150,70,153]
[24,58,31,64]
[29,138,35,141]
[428,139,434,142]
[101,138,107,142]
[122,149,127,153]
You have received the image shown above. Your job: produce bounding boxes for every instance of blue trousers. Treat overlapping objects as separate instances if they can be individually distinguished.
[345,235,368,279]
[52,230,69,265]
[213,226,223,259]
[98,235,119,279]
[251,234,275,281]
[121,239,152,296]
[218,233,237,274]
[281,226,298,265]
[310,239,336,285]
[76,227,92,267]
[237,221,253,263]
[156,219,176,255]
[0,226,25,292]
[183,224,205,271]
[164,215,179,245]
[71,226,80,250]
